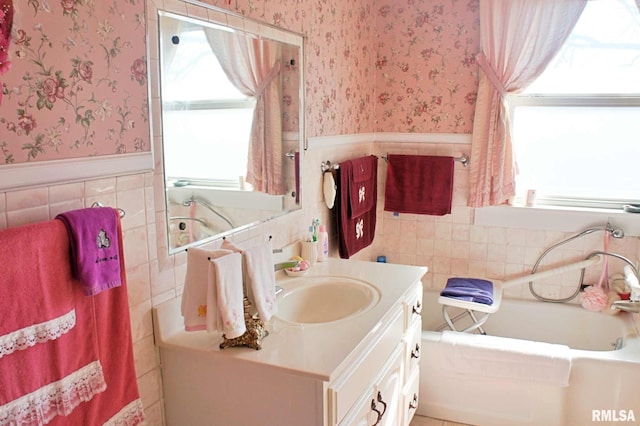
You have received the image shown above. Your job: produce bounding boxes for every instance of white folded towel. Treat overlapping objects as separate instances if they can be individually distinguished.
[181,247,232,332]
[210,252,245,338]
[439,330,572,387]
[243,243,278,321]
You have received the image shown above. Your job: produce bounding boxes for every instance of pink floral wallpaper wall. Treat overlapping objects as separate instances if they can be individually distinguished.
[374,0,479,133]
[0,0,148,164]
[0,0,480,166]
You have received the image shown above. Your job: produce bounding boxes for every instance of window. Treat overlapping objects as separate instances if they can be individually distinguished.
[161,26,255,188]
[508,0,640,209]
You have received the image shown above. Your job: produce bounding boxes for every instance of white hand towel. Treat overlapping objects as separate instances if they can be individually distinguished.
[243,243,278,321]
[210,252,246,339]
[181,247,232,332]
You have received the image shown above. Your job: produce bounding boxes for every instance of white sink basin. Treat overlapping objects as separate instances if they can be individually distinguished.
[276,276,380,324]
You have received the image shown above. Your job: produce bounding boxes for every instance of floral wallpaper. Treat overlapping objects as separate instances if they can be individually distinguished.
[198,0,378,137]
[0,0,148,164]
[0,0,481,166]
[374,0,479,133]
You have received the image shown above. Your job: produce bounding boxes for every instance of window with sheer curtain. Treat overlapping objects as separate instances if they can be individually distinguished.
[508,0,640,209]
[162,27,255,187]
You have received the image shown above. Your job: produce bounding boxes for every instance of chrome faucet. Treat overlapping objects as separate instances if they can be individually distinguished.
[607,256,640,313]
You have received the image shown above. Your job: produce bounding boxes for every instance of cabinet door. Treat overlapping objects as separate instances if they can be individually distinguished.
[372,348,403,426]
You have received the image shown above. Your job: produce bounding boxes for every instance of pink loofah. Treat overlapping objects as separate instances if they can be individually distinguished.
[581,285,609,312]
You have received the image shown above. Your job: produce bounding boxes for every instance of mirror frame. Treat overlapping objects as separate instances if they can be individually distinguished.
[146,0,305,264]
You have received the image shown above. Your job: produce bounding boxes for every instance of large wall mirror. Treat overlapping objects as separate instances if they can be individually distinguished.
[147,0,305,255]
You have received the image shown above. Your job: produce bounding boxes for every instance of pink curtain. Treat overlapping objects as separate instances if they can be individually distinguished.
[467,0,587,207]
[205,29,283,195]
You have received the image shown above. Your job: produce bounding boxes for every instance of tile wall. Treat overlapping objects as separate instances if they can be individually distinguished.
[1,136,638,424]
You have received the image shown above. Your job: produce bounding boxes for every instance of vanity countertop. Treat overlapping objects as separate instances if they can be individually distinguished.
[153,258,428,382]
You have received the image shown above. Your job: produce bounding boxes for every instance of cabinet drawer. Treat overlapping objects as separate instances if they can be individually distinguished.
[329,308,403,424]
[403,320,422,382]
[402,368,420,426]
[403,281,423,331]
[339,347,403,426]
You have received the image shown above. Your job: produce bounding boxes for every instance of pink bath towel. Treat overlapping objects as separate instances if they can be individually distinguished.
[384,154,454,216]
[56,207,124,295]
[0,218,145,425]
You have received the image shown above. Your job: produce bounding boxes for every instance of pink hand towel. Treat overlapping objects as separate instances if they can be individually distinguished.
[210,253,246,339]
[243,243,278,321]
[384,154,454,216]
[181,248,233,332]
[55,207,123,295]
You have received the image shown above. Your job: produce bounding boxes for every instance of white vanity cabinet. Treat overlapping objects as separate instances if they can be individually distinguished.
[153,259,427,426]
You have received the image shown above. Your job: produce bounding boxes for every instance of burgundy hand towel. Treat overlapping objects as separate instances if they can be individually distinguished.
[348,155,377,218]
[337,156,377,259]
[384,154,454,216]
[56,207,123,296]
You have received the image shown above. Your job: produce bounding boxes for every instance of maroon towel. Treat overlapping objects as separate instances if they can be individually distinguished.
[384,154,454,216]
[56,207,123,295]
[348,155,377,218]
[337,156,378,259]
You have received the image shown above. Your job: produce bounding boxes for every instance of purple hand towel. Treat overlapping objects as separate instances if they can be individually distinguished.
[440,277,494,305]
[56,207,123,296]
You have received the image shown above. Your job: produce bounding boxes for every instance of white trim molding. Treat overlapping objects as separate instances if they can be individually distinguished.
[0,152,153,192]
[307,132,471,149]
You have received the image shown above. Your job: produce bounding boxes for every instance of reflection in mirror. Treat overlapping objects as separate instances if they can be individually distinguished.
[151,5,304,254]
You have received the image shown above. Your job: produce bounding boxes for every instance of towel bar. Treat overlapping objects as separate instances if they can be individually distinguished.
[323,154,470,172]
[91,201,125,218]
[381,153,469,166]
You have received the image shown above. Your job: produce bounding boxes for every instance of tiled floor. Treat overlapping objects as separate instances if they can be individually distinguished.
[410,415,470,426]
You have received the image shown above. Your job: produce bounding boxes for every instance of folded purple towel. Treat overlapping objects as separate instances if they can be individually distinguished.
[56,207,123,296]
[441,278,494,305]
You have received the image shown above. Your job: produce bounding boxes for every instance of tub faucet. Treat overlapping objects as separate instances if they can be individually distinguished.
[611,300,640,313]
[611,263,640,313]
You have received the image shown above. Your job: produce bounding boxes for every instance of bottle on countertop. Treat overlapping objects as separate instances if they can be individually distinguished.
[317,225,329,262]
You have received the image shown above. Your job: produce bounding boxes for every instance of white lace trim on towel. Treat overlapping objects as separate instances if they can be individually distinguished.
[0,360,107,426]
[0,309,76,359]
[103,398,146,426]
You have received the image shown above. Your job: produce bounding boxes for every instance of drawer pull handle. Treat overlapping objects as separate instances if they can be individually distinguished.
[409,393,418,410]
[377,391,387,417]
[411,343,420,359]
[412,301,422,315]
[371,400,382,425]
[370,391,388,425]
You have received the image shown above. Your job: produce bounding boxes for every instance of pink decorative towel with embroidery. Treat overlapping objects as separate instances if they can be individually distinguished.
[384,154,454,216]
[0,219,144,426]
[337,156,378,259]
[0,220,107,425]
[348,155,377,218]
[56,207,123,295]
[0,220,77,359]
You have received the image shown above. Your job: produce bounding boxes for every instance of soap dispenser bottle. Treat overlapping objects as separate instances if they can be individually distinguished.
[317,225,329,262]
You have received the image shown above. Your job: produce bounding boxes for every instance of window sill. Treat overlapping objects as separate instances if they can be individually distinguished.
[474,204,640,238]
